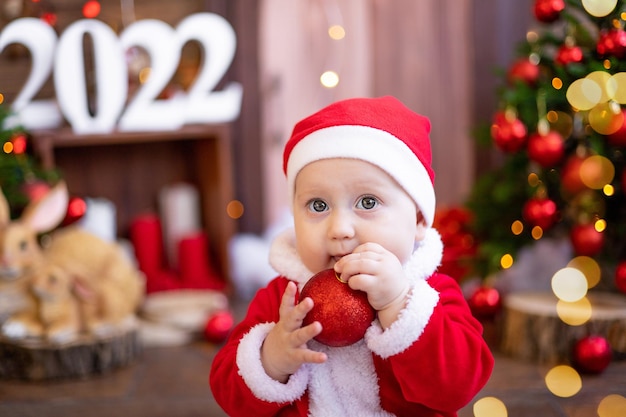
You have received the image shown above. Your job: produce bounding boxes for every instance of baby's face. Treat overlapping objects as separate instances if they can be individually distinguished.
[293,158,425,274]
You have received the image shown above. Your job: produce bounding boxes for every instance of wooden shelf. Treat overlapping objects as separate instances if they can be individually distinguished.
[30,125,237,284]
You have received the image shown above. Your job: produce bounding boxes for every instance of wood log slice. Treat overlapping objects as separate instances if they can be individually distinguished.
[501,291,626,364]
[0,329,141,381]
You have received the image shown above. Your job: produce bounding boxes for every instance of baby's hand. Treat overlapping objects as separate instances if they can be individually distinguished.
[334,242,410,328]
[261,281,327,383]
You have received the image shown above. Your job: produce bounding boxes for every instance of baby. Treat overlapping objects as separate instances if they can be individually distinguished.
[210,96,494,416]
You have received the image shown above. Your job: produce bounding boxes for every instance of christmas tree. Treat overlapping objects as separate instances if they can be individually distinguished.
[0,105,60,217]
[466,0,626,294]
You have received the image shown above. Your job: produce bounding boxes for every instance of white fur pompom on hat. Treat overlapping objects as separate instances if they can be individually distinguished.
[282,96,436,227]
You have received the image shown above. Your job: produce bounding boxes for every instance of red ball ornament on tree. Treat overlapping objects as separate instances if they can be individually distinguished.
[555,44,583,65]
[570,224,604,256]
[533,0,565,23]
[490,111,527,152]
[467,286,502,320]
[615,261,626,294]
[561,155,587,195]
[300,269,376,347]
[523,197,558,230]
[204,310,234,343]
[597,28,626,59]
[62,196,87,226]
[507,58,540,85]
[573,335,612,374]
[527,130,565,167]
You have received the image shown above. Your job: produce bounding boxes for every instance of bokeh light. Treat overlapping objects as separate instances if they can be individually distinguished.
[473,396,508,417]
[531,226,543,240]
[557,297,592,326]
[582,0,618,17]
[0,93,4,105]
[552,77,563,89]
[320,71,339,88]
[566,78,602,110]
[608,72,626,103]
[226,200,244,219]
[580,155,615,189]
[595,218,607,232]
[3,141,13,154]
[82,0,101,19]
[511,220,524,235]
[545,365,582,398]
[568,256,601,288]
[500,254,513,269]
[551,267,588,302]
[328,25,345,40]
[588,101,623,134]
[598,394,626,417]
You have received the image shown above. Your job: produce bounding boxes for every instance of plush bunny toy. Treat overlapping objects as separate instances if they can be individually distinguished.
[0,181,145,344]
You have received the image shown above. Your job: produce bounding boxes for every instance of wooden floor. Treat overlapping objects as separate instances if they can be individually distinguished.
[1,325,625,416]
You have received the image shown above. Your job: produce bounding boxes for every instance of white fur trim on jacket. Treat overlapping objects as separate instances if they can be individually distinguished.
[236,322,310,403]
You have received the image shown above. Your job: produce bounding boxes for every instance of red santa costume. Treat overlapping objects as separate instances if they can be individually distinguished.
[210,96,494,416]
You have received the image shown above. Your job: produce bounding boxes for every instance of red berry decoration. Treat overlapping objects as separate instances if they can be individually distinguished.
[490,111,527,152]
[555,44,583,65]
[300,269,376,347]
[573,335,612,374]
[467,286,502,320]
[615,261,626,294]
[570,224,604,256]
[507,58,540,85]
[608,109,626,146]
[523,197,558,230]
[533,0,565,23]
[204,310,234,343]
[527,130,565,167]
[597,28,626,58]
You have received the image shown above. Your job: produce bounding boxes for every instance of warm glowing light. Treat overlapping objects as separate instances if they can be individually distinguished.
[527,173,540,186]
[527,31,538,43]
[587,71,613,102]
[328,25,345,40]
[598,394,626,417]
[551,267,588,302]
[0,93,4,105]
[500,254,513,269]
[82,0,101,19]
[589,101,623,134]
[557,297,593,325]
[511,220,524,235]
[603,184,614,196]
[566,78,602,110]
[603,59,612,69]
[139,67,151,84]
[580,155,615,189]
[552,77,563,89]
[531,226,543,240]
[3,142,13,154]
[545,365,582,398]
[582,0,618,17]
[608,72,626,103]
[568,256,601,288]
[595,219,607,232]
[473,396,508,417]
[226,200,244,219]
[320,71,339,88]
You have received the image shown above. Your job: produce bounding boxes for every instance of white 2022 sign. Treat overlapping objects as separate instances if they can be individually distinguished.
[0,13,242,134]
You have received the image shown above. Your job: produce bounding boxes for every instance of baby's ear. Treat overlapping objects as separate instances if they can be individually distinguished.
[414,211,428,242]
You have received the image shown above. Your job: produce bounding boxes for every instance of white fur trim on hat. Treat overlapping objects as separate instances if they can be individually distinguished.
[286,125,436,227]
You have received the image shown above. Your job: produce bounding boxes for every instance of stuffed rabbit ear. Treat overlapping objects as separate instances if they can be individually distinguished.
[0,187,9,228]
[20,181,69,234]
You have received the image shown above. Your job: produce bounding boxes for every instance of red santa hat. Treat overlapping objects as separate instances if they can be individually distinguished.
[283,96,436,227]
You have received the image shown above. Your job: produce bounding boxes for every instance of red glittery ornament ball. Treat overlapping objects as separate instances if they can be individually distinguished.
[573,335,612,374]
[555,44,583,65]
[527,130,565,167]
[597,28,626,58]
[490,111,528,152]
[507,58,540,86]
[533,0,565,23]
[300,269,376,347]
[570,224,604,257]
[522,197,558,230]
[467,286,502,320]
[204,310,234,343]
[615,261,626,294]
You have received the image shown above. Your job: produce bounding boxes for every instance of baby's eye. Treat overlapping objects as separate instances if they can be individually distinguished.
[357,196,378,210]
[308,199,328,212]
